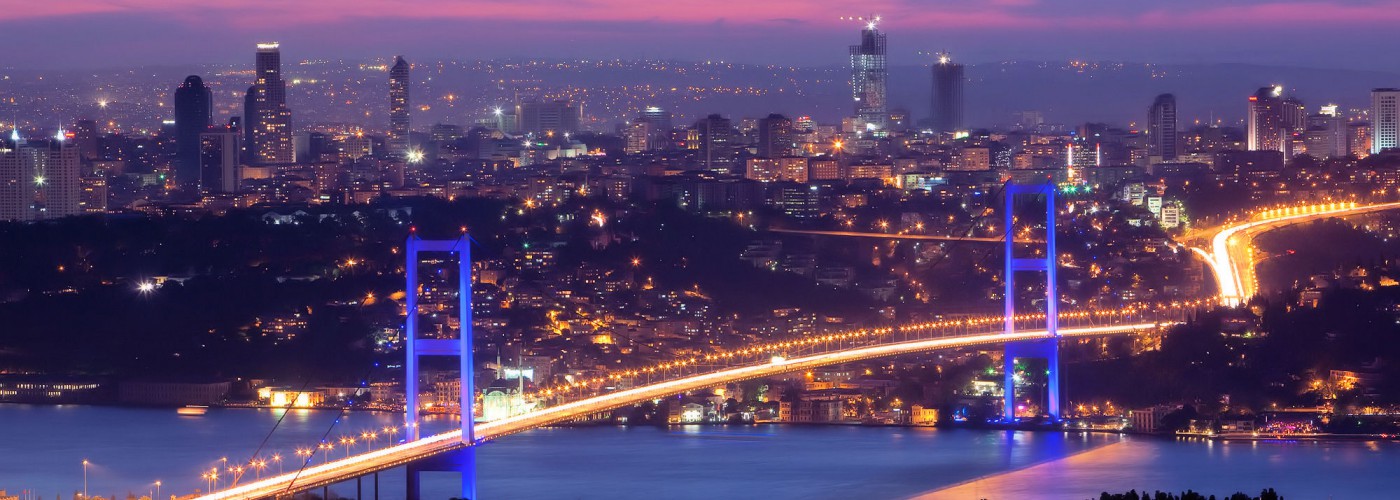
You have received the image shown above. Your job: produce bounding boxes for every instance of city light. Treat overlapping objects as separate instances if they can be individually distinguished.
[11,12,1400,500]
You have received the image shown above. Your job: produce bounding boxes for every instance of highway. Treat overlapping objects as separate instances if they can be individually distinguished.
[1195,201,1400,306]
[193,321,1166,499]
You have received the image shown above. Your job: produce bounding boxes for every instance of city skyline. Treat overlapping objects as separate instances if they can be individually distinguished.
[4,1,1400,70]
[9,3,1400,498]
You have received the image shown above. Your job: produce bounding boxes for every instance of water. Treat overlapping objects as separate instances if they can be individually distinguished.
[2,404,1397,499]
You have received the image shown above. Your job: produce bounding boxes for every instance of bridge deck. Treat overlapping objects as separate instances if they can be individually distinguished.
[195,321,1167,499]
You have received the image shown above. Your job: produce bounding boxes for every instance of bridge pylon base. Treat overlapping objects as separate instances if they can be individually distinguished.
[406,446,477,500]
[1003,338,1061,423]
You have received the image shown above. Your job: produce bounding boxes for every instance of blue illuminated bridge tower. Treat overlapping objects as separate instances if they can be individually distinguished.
[403,233,477,499]
[1002,182,1062,422]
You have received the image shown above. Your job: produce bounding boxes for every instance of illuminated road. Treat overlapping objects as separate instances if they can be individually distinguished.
[1194,201,1400,306]
[194,321,1166,499]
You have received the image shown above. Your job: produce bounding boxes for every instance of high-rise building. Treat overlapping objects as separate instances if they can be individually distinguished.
[1,134,81,221]
[71,119,99,163]
[1148,94,1178,161]
[757,114,794,158]
[388,56,411,157]
[174,75,213,187]
[1248,86,1288,155]
[0,130,23,221]
[516,100,581,137]
[200,121,241,193]
[1372,88,1400,154]
[849,18,888,133]
[1350,121,1373,157]
[624,121,652,154]
[1303,105,1347,159]
[640,106,672,134]
[1282,97,1307,133]
[245,42,294,164]
[695,114,733,172]
[930,52,964,134]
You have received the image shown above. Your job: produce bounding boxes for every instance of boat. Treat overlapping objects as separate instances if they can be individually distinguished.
[177,405,209,416]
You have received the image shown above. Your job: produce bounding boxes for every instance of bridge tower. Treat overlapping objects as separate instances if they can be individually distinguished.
[404,233,477,499]
[1002,183,1061,422]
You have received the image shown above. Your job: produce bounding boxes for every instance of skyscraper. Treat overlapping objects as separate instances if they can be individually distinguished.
[640,106,672,134]
[624,121,652,154]
[930,52,964,134]
[388,56,411,157]
[174,75,213,187]
[757,114,794,158]
[200,120,241,193]
[1282,97,1307,133]
[1,134,80,221]
[1248,86,1288,154]
[0,130,23,221]
[1148,94,1178,161]
[849,18,888,133]
[1303,105,1347,159]
[694,114,733,172]
[1372,88,1400,154]
[245,42,294,164]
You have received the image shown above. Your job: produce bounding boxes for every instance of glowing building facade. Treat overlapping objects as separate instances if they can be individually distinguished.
[245,42,295,164]
[1373,88,1400,154]
[849,19,888,133]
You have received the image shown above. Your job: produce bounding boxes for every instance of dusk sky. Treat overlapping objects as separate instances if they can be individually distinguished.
[4,0,1400,70]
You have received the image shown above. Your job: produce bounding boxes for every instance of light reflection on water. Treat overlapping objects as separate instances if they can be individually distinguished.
[2,405,1397,499]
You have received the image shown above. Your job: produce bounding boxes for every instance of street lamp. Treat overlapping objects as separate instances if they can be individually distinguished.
[271,453,283,474]
[153,480,161,500]
[81,460,89,500]
[339,436,357,458]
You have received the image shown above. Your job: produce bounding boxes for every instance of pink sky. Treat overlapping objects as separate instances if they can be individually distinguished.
[2,0,1399,68]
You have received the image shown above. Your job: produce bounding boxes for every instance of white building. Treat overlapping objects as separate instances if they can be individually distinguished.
[1,137,81,222]
[1373,88,1400,154]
